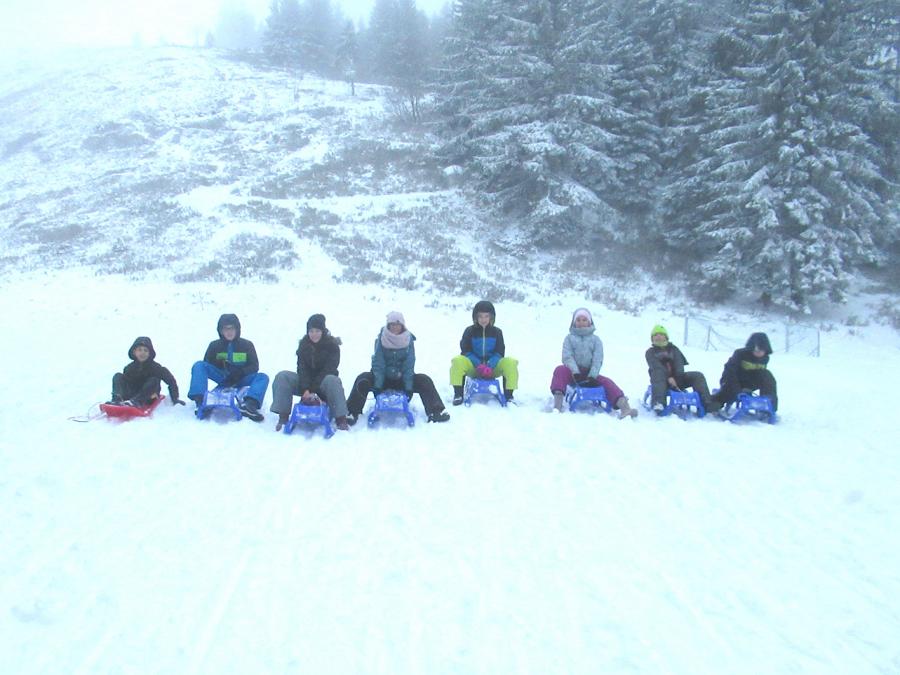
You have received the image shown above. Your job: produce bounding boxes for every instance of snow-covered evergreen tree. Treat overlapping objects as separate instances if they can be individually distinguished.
[263,0,304,66]
[664,0,898,311]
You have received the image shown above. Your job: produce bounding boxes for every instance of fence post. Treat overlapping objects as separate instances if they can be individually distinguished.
[684,316,689,346]
[785,323,790,354]
[706,325,712,351]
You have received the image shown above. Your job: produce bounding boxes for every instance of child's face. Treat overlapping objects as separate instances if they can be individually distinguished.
[574,315,592,328]
[387,322,404,335]
[476,312,492,327]
[133,345,150,362]
[651,333,668,347]
[308,327,323,343]
[752,347,765,358]
[222,325,237,341]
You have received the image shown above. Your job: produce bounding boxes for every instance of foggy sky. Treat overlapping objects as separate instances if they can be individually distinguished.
[0,0,449,51]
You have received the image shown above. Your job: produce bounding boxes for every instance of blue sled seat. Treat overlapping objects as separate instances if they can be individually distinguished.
[565,384,614,414]
[284,401,335,438]
[196,386,245,421]
[367,390,415,428]
[724,391,776,424]
[464,377,507,407]
[641,386,706,419]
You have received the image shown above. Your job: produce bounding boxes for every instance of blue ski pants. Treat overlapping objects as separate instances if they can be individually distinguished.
[188,361,269,405]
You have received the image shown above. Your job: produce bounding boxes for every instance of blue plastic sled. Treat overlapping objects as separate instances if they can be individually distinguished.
[565,384,614,414]
[196,386,246,421]
[642,386,706,419]
[723,392,777,424]
[284,401,335,438]
[463,377,507,407]
[367,390,415,428]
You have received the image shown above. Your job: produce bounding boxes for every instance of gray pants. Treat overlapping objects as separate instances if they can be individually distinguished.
[269,370,349,418]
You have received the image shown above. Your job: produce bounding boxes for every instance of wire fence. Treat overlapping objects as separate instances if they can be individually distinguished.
[683,315,821,357]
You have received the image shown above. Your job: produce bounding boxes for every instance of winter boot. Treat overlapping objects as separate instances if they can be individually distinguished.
[346,413,359,427]
[428,410,450,423]
[190,394,203,409]
[239,397,265,422]
[275,412,289,432]
[335,416,350,431]
[616,396,638,419]
[452,385,464,406]
[552,392,564,412]
[504,390,514,402]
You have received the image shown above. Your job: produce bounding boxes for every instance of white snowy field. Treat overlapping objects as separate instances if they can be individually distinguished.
[1,268,899,675]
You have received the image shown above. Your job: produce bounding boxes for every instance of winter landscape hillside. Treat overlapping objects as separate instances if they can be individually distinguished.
[1,48,899,674]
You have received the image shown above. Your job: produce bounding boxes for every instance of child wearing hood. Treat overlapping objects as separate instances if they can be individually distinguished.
[712,332,778,411]
[550,308,637,418]
[346,311,450,424]
[645,325,719,415]
[187,313,269,421]
[109,336,183,407]
[450,300,519,405]
[269,313,352,431]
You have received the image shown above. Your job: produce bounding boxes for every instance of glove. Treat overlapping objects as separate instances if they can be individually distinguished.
[476,363,493,378]
[169,387,184,405]
[573,372,588,384]
[405,390,414,401]
[301,392,321,405]
[172,398,186,406]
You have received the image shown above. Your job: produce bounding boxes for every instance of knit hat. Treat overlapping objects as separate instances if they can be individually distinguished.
[306,313,327,332]
[386,311,406,327]
[651,324,668,338]
[574,308,593,323]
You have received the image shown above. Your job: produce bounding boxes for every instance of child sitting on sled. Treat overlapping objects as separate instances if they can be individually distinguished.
[711,332,778,411]
[109,336,184,407]
[187,313,269,421]
[549,308,637,418]
[346,311,450,424]
[645,324,719,415]
[450,300,519,405]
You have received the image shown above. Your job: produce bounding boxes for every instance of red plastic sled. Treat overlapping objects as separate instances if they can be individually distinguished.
[100,395,166,419]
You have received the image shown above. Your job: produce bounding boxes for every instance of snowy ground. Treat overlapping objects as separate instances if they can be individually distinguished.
[2,268,899,674]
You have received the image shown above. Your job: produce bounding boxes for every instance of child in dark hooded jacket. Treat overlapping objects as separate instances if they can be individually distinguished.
[711,332,778,411]
[450,300,519,405]
[187,313,269,421]
[109,336,183,407]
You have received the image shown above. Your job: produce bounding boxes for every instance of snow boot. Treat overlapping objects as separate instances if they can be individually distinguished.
[452,385,464,406]
[616,396,638,419]
[335,416,350,431]
[275,412,289,432]
[553,392,564,412]
[239,397,264,422]
[428,411,450,423]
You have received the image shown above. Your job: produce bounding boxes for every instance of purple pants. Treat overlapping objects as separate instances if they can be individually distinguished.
[550,365,624,404]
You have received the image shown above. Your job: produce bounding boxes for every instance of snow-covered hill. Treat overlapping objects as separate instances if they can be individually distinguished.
[1,47,899,675]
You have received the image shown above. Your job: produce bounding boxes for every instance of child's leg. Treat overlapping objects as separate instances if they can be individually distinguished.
[413,373,446,415]
[346,371,374,416]
[550,365,573,393]
[188,361,227,399]
[269,370,300,416]
[745,370,778,411]
[648,368,669,407]
[450,356,475,387]
[237,372,269,405]
[495,357,519,391]
[133,377,162,405]
[111,373,126,402]
[679,371,717,410]
[318,374,349,418]
[595,375,624,404]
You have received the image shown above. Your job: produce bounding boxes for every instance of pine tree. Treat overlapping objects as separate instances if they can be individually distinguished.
[665,0,898,311]
[263,0,303,66]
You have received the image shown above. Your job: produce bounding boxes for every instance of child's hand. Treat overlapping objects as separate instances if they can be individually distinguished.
[476,364,493,378]
[172,398,186,406]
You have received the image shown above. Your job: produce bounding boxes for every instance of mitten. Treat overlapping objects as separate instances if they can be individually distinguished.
[476,363,493,378]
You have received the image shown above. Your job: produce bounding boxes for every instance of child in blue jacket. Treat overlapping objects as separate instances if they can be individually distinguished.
[449,300,519,405]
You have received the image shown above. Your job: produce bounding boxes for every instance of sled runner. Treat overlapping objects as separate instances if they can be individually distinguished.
[463,377,507,407]
[283,400,335,439]
[196,386,244,421]
[722,391,776,424]
[565,384,614,414]
[641,386,706,419]
[367,390,415,428]
[100,395,166,419]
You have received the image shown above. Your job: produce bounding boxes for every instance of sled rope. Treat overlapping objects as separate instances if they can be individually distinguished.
[68,402,106,423]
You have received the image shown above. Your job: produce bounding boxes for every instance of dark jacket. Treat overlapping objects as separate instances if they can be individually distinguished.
[122,336,179,399]
[372,333,415,391]
[646,343,688,380]
[720,332,773,386]
[461,300,505,369]
[296,332,341,393]
[202,313,259,385]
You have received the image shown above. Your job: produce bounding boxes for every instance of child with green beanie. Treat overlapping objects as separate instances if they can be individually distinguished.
[645,325,719,415]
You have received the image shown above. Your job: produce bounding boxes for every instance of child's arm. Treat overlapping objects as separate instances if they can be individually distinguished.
[371,338,386,391]
[562,335,579,373]
[402,341,416,393]
[588,337,604,377]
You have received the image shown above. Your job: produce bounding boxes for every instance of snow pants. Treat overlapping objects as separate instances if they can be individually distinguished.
[550,365,625,404]
[648,369,715,409]
[269,370,349,419]
[112,373,160,405]
[188,361,269,405]
[346,371,446,416]
[716,368,778,412]
[450,355,519,390]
